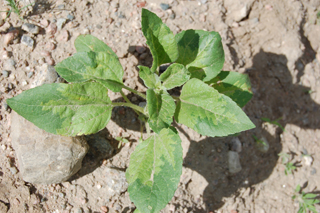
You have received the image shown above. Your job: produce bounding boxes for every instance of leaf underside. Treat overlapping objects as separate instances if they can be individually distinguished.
[6,82,112,136]
[175,30,225,82]
[208,71,253,107]
[147,89,176,133]
[175,78,255,137]
[126,127,183,213]
[141,9,179,72]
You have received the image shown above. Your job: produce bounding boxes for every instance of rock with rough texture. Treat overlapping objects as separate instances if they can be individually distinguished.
[21,35,34,48]
[230,137,242,152]
[69,166,128,206]
[10,111,89,184]
[30,63,58,88]
[228,151,242,174]
[22,23,40,34]
[224,0,254,22]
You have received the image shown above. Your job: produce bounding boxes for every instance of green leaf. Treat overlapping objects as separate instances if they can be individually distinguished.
[55,51,97,83]
[74,34,117,57]
[141,9,179,72]
[304,193,318,199]
[126,127,182,213]
[160,63,190,90]
[175,78,255,137]
[207,71,253,107]
[7,82,113,136]
[56,51,124,92]
[138,65,161,89]
[175,30,224,82]
[147,89,176,133]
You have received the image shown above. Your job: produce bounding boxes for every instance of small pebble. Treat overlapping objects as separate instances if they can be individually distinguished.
[1,145,6,150]
[96,24,102,29]
[57,18,67,30]
[41,51,51,57]
[46,23,57,35]
[59,192,65,198]
[3,29,19,46]
[45,56,55,65]
[21,23,40,34]
[200,0,207,4]
[76,208,83,213]
[2,70,9,77]
[100,206,108,213]
[139,52,148,59]
[311,167,317,175]
[9,166,18,175]
[111,2,119,8]
[115,22,122,27]
[21,80,28,86]
[40,19,49,27]
[136,46,146,53]
[58,30,69,42]
[21,35,34,48]
[57,4,65,9]
[67,14,75,20]
[160,3,170,11]
[45,42,56,50]
[169,13,176,19]
[27,71,34,78]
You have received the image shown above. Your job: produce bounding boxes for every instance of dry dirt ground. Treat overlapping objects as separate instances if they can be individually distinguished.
[1,0,320,212]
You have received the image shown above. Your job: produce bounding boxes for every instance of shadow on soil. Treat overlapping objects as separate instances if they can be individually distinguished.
[179,49,320,212]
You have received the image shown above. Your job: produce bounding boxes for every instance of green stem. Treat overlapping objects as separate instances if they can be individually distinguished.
[120,90,141,116]
[111,102,144,114]
[122,85,146,99]
[171,95,180,101]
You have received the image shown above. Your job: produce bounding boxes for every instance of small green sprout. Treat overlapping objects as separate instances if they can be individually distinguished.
[0,0,34,20]
[292,185,320,213]
[115,136,130,149]
[278,152,290,164]
[284,162,296,175]
[261,117,285,132]
[253,135,266,145]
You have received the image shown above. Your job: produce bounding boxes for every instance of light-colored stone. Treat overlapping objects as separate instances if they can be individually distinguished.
[10,111,89,184]
[228,151,242,174]
[30,64,58,88]
[22,23,40,34]
[230,137,242,152]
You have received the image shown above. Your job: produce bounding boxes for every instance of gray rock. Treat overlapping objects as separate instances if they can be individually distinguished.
[57,18,67,30]
[10,111,89,184]
[228,151,242,174]
[255,136,269,153]
[21,35,34,48]
[200,0,208,4]
[67,14,75,20]
[160,3,170,10]
[3,58,16,70]
[70,167,128,206]
[21,23,40,34]
[57,4,65,9]
[230,137,242,152]
[2,70,9,77]
[30,63,58,88]
[27,71,34,78]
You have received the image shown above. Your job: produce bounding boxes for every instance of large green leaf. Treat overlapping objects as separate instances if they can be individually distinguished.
[138,65,161,89]
[147,89,175,133]
[160,63,190,90]
[7,82,113,136]
[141,9,179,72]
[207,71,253,108]
[55,51,124,92]
[55,51,97,83]
[74,34,117,57]
[175,78,255,137]
[175,30,224,82]
[126,127,182,213]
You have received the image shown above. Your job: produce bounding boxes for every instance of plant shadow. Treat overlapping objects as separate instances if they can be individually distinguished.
[177,48,320,212]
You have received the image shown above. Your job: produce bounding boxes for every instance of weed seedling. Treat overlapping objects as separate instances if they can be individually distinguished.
[284,162,296,175]
[292,184,320,213]
[7,9,255,212]
[0,0,33,20]
[115,136,129,149]
[261,117,285,132]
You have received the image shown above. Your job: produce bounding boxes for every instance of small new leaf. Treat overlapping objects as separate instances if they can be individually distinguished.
[126,127,183,213]
[160,63,190,90]
[138,65,161,89]
[147,89,176,133]
[141,9,179,72]
[175,78,255,137]
[6,82,113,136]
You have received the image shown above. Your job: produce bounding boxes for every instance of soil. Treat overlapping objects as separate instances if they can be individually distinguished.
[1,0,320,213]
